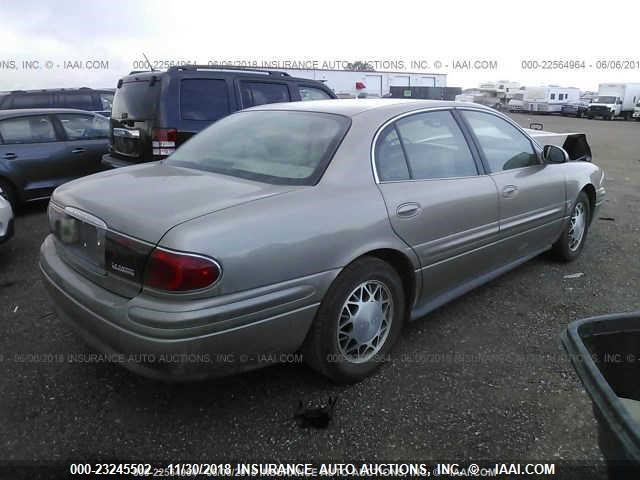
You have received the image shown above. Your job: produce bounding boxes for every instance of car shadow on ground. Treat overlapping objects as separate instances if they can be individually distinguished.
[70,253,563,413]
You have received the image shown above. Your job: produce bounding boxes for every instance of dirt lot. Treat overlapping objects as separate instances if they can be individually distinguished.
[0,113,638,477]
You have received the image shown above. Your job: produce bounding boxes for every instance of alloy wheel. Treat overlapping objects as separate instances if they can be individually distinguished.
[568,202,587,251]
[336,281,393,363]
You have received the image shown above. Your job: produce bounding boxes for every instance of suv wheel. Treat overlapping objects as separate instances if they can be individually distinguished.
[551,191,591,262]
[302,257,405,383]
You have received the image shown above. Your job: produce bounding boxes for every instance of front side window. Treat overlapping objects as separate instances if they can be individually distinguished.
[57,113,109,140]
[240,82,290,107]
[180,79,230,121]
[0,116,57,144]
[461,110,539,172]
[299,86,332,101]
[167,111,350,185]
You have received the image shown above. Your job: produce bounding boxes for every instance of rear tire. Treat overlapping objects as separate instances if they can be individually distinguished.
[302,257,405,383]
[0,178,17,210]
[551,191,591,262]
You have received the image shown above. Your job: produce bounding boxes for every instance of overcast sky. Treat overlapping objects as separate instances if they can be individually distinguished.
[1,0,640,91]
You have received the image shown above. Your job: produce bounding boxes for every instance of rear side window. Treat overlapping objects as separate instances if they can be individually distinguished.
[57,113,109,140]
[461,110,539,172]
[299,85,332,101]
[375,125,410,181]
[180,79,230,121]
[61,92,95,110]
[10,94,53,109]
[0,116,57,144]
[391,111,477,180]
[240,82,290,107]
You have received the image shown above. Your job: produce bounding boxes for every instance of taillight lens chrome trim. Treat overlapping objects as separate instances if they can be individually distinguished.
[143,247,222,293]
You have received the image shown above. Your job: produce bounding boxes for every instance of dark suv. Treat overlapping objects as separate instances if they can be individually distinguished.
[0,88,115,117]
[102,65,336,169]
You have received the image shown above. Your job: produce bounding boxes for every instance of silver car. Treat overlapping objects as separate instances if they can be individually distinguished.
[40,99,605,383]
[0,193,13,244]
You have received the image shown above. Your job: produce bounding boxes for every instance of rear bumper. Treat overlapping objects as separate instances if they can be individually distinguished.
[102,153,139,169]
[39,235,325,381]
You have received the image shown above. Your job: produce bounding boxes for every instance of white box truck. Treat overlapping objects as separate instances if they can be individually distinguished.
[587,83,640,120]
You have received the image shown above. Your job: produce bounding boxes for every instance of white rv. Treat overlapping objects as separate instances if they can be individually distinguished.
[587,83,640,120]
[280,69,446,98]
[479,81,521,99]
[454,89,501,109]
[524,86,580,113]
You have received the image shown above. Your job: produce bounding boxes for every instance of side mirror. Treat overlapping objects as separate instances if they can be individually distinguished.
[529,122,544,130]
[543,145,570,164]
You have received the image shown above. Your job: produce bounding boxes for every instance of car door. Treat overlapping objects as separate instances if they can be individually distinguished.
[374,109,501,304]
[459,109,566,261]
[0,114,69,200]
[54,113,110,177]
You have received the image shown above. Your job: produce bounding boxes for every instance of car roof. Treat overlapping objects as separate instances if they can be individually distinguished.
[0,108,102,119]
[246,98,494,117]
[120,68,328,85]
[4,88,114,94]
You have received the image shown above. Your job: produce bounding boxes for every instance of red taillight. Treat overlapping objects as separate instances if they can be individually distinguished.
[143,248,221,292]
[151,128,177,158]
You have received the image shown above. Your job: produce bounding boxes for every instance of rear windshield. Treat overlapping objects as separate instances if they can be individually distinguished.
[111,80,159,119]
[167,110,350,185]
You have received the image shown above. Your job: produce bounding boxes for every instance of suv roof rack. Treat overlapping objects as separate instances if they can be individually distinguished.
[168,64,290,76]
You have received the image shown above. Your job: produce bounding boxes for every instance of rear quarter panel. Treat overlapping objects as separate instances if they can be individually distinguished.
[157,114,420,298]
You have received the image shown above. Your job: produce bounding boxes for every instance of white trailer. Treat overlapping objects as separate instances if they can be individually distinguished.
[478,80,521,99]
[280,68,446,98]
[587,83,640,120]
[524,86,580,113]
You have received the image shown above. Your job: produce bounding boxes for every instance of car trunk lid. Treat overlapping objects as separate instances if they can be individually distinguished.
[50,163,297,297]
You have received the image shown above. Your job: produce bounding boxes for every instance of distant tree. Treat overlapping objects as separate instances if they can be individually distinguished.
[345,61,375,72]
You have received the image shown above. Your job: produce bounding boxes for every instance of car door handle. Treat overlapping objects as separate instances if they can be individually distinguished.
[71,148,87,154]
[502,185,519,198]
[2,153,17,160]
[396,202,421,218]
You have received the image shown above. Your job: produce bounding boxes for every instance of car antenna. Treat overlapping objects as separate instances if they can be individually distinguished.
[143,53,155,72]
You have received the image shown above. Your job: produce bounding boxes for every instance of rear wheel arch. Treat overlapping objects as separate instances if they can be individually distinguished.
[352,248,417,313]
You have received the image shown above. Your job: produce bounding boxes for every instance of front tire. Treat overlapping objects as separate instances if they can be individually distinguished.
[302,257,405,383]
[551,191,591,262]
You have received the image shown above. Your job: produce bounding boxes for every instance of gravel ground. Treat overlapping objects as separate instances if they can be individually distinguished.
[0,113,638,477]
